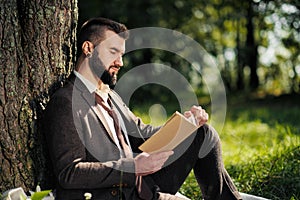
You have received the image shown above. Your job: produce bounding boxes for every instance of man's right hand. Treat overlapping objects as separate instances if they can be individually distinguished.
[134,151,174,176]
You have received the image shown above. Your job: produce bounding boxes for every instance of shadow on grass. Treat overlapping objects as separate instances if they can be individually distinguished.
[227,93,300,135]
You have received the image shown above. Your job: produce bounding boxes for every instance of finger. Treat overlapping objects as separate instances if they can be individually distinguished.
[150,161,165,172]
[198,113,209,125]
[136,169,158,176]
[137,171,155,176]
[151,150,174,159]
[190,105,202,112]
[184,111,192,118]
[191,108,208,125]
[150,151,173,165]
[190,108,201,121]
[153,155,170,165]
[203,112,209,121]
[190,106,203,117]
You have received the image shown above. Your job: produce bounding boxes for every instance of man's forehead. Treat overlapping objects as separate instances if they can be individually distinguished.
[102,30,125,50]
[103,30,125,43]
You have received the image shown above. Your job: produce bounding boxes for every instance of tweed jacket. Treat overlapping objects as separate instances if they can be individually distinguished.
[43,74,159,199]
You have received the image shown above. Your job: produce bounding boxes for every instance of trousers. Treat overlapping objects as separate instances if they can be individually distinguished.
[145,124,242,200]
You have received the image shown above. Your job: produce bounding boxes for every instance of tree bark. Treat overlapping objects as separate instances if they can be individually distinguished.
[0,0,77,192]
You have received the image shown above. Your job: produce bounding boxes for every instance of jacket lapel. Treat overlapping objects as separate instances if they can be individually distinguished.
[72,75,116,142]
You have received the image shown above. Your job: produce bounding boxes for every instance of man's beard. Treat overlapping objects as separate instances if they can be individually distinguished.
[100,69,117,89]
[89,57,118,89]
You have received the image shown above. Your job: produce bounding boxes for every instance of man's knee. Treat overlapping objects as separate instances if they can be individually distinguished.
[197,124,220,158]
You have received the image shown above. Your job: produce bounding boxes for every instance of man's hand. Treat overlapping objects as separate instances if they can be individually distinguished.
[134,151,174,176]
[184,105,209,127]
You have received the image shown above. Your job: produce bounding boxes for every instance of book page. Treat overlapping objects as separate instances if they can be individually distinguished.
[138,111,199,153]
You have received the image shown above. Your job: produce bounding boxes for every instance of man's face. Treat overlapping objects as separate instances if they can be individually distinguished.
[89,30,125,87]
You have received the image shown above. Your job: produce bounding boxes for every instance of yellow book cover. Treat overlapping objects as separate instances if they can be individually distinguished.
[139,111,199,153]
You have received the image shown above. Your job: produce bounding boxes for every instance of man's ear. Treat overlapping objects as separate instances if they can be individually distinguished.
[82,41,94,56]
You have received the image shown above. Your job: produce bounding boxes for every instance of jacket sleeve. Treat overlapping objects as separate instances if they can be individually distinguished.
[42,91,136,190]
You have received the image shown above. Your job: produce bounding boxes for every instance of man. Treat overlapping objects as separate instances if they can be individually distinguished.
[43,17,241,200]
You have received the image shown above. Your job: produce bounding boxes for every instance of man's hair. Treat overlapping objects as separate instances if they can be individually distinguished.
[77,17,129,58]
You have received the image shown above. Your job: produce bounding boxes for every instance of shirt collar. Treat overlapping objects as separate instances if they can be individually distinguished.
[74,71,97,93]
[73,71,110,101]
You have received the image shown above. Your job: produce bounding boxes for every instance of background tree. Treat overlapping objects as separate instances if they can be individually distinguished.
[79,0,299,97]
[0,0,77,192]
[259,0,300,94]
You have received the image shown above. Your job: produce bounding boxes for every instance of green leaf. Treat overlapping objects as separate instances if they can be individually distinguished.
[30,190,52,200]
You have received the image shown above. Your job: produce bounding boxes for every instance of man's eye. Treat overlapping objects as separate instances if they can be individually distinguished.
[110,50,117,54]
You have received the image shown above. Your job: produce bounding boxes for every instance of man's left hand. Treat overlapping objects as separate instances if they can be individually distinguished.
[184,105,209,126]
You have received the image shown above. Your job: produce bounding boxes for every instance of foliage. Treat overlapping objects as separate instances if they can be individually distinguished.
[78,0,300,99]
[28,190,52,200]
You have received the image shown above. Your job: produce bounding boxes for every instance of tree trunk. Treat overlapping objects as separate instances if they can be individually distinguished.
[245,1,259,90]
[0,0,77,192]
[236,19,244,90]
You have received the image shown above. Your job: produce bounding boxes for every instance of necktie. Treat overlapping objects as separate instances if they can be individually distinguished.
[94,93,133,158]
[95,93,155,199]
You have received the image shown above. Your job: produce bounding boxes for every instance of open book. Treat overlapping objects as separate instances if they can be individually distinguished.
[139,111,200,153]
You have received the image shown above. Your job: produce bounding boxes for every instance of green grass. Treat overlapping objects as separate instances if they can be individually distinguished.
[133,93,300,200]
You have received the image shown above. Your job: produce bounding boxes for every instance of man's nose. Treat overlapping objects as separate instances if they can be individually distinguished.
[114,56,123,67]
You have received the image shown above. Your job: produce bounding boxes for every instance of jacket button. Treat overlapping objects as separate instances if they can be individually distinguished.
[111,189,117,196]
